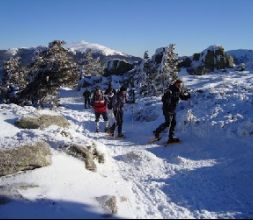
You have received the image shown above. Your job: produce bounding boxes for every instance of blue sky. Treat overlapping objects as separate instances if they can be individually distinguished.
[0,0,253,57]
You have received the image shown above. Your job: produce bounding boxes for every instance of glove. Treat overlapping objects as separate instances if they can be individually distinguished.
[183,92,191,100]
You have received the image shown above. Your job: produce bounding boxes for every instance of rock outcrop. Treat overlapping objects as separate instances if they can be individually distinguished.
[104,59,134,76]
[16,114,70,129]
[179,46,234,75]
[0,142,52,177]
[62,143,105,172]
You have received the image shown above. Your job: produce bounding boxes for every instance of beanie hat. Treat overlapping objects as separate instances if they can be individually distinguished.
[120,86,127,92]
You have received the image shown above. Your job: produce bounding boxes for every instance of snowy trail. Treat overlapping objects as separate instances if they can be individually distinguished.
[58,88,253,219]
[58,93,183,218]
[1,77,252,218]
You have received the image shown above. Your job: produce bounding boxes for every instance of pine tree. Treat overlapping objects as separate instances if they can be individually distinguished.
[143,51,157,96]
[0,57,28,103]
[18,40,78,106]
[82,50,104,76]
[159,44,179,93]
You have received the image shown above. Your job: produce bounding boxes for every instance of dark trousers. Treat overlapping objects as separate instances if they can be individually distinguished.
[155,112,176,138]
[111,110,123,135]
[84,98,91,108]
[95,112,108,122]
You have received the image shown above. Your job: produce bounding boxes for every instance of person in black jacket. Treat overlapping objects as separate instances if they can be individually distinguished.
[153,79,191,144]
[110,86,127,138]
[105,83,116,96]
[83,89,91,109]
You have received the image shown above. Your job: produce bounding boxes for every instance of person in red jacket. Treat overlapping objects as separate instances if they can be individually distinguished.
[91,88,109,133]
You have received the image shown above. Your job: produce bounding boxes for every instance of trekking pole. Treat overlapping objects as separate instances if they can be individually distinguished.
[187,99,193,138]
[131,104,134,129]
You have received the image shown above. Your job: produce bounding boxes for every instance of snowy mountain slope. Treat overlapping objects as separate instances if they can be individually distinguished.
[1,69,253,218]
[65,40,128,57]
[227,49,253,63]
[227,49,253,70]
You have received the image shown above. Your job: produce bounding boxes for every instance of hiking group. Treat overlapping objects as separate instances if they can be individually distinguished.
[83,79,191,143]
[83,84,127,138]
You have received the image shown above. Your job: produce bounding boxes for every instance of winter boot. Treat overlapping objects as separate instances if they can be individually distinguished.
[104,121,109,133]
[96,122,99,133]
[153,130,161,140]
[117,133,125,139]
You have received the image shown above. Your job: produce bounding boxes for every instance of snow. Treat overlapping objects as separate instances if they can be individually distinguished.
[227,49,253,69]
[6,48,19,56]
[1,69,253,218]
[65,40,128,56]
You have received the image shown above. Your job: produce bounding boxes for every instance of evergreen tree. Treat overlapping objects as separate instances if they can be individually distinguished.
[143,51,157,96]
[0,57,28,103]
[133,50,158,96]
[158,44,179,93]
[18,40,78,106]
[82,50,104,76]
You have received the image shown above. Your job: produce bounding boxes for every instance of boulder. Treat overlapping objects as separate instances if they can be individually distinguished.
[0,142,52,177]
[16,114,70,129]
[104,59,134,76]
[62,143,105,172]
[178,57,192,68]
[96,195,118,215]
[186,46,235,74]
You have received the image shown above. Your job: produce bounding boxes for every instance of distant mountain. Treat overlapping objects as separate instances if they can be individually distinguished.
[65,41,141,65]
[65,40,128,57]
[0,41,141,77]
[227,49,253,64]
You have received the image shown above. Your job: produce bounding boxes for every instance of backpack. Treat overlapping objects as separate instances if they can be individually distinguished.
[107,94,114,110]
[162,90,172,107]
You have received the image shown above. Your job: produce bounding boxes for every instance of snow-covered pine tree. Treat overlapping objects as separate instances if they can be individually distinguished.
[18,40,78,107]
[143,51,158,96]
[0,57,28,103]
[136,51,148,89]
[82,50,104,76]
[159,44,179,93]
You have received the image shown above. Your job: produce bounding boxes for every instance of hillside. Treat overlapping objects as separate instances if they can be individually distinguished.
[0,69,252,218]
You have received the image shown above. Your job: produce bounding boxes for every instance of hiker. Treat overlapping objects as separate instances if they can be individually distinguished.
[104,84,116,129]
[91,88,109,133]
[153,79,191,144]
[110,86,128,138]
[83,89,91,109]
[105,83,116,96]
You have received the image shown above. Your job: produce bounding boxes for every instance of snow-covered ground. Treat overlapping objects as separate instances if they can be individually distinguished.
[0,70,253,218]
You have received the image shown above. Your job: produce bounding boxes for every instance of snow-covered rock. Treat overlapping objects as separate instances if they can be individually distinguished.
[16,114,70,129]
[0,141,52,177]
[96,195,118,215]
[180,45,234,74]
[61,143,105,172]
[104,59,134,75]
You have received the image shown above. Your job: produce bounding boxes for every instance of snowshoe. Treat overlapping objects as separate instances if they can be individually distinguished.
[167,138,181,145]
[147,137,161,144]
[147,131,161,144]
[153,130,160,139]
